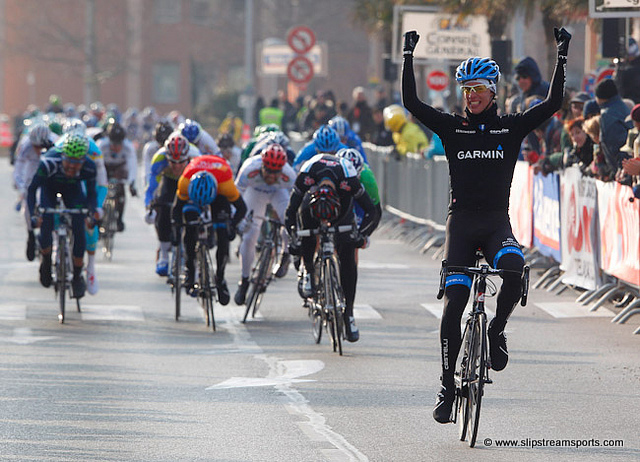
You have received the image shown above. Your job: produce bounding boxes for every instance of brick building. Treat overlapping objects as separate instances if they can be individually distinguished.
[0,0,375,120]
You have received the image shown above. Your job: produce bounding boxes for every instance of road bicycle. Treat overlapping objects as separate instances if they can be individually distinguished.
[99,179,126,260]
[437,253,530,447]
[39,193,89,323]
[297,222,356,356]
[242,214,285,323]
[185,206,219,332]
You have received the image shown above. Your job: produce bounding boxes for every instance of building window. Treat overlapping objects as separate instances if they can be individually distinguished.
[153,62,180,104]
[190,0,213,25]
[154,0,181,24]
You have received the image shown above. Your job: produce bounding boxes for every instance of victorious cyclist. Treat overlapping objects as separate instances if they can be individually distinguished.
[402,27,571,423]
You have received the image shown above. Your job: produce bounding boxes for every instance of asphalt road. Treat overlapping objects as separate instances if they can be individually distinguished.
[0,158,638,461]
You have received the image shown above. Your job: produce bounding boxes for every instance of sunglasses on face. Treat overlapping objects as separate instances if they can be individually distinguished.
[168,159,188,165]
[262,167,281,175]
[461,84,490,94]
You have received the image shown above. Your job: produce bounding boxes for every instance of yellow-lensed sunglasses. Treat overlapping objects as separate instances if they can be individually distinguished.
[461,84,490,94]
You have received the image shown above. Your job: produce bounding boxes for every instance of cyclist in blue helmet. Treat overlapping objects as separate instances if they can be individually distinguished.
[329,116,368,163]
[188,171,217,207]
[403,27,572,423]
[292,125,348,171]
[179,119,222,156]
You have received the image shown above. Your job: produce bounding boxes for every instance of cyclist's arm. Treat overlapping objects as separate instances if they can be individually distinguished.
[26,165,45,217]
[124,140,137,184]
[230,195,247,227]
[145,153,168,207]
[515,54,566,135]
[352,179,380,236]
[402,53,453,132]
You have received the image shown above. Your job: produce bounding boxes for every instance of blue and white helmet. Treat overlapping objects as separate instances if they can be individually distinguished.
[328,116,350,137]
[188,171,217,207]
[455,57,500,84]
[180,119,202,144]
[313,125,340,153]
[336,147,364,174]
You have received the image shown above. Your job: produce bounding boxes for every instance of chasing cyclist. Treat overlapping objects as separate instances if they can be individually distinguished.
[173,155,247,305]
[401,27,571,423]
[27,134,98,299]
[285,154,380,342]
[233,144,296,305]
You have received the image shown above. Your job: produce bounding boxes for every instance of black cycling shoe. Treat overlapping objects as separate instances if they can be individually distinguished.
[488,319,508,371]
[117,219,125,232]
[234,277,249,305]
[26,231,36,262]
[344,314,360,342]
[433,377,455,424]
[217,278,230,306]
[274,253,291,278]
[71,275,86,299]
[39,256,52,288]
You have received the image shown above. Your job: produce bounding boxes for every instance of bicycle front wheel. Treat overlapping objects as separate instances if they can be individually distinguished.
[326,257,344,356]
[172,242,182,321]
[467,314,487,447]
[56,235,67,324]
[458,319,474,441]
[198,244,216,332]
[102,197,117,260]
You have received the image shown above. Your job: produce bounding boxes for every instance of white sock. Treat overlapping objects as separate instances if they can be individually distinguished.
[160,241,171,262]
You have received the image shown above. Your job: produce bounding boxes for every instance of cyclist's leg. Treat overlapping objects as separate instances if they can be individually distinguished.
[38,186,56,287]
[336,235,358,342]
[272,189,291,277]
[434,212,478,423]
[65,185,88,297]
[238,189,267,280]
[482,213,524,371]
[182,209,199,289]
[155,177,177,274]
[212,197,231,305]
[298,199,317,282]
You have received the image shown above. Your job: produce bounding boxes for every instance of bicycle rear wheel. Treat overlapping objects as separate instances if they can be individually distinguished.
[243,244,271,323]
[56,235,67,323]
[467,315,487,448]
[311,305,323,343]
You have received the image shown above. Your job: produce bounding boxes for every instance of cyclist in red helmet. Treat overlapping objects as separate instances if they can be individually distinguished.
[233,144,296,305]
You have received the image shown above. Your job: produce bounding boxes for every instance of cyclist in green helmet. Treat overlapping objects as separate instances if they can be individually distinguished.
[27,133,98,299]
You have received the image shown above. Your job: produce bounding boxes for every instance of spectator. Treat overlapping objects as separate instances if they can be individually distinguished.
[374,87,389,110]
[509,57,550,113]
[382,104,428,157]
[619,104,640,189]
[219,112,243,145]
[534,116,594,176]
[277,90,298,134]
[594,78,632,174]
[259,98,284,128]
[560,91,591,152]
[614,38,640,104]
[371,108,394,146]
[583,99,600,120]
[347,86,374,141]
[583,116,611,180]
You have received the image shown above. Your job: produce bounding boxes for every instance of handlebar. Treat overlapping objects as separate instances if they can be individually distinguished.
[38,207,90,215]
[296,224,354,238]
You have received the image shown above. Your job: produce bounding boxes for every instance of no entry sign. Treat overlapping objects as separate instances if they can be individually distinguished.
[426,70,449,91]
[287,26,316,54]
[287,55,314,84]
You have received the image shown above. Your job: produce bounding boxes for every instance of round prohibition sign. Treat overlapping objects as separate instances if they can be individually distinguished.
[287,25,316,54]
[287,55,314,84]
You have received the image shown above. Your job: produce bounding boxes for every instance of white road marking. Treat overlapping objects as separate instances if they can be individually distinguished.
[535,302,614,318]
[80,305,145,321]
[0,304,27,320]
[421,302,495,319]
[2,327,58,345]
[353,304,382,319]
[359,261,409,269]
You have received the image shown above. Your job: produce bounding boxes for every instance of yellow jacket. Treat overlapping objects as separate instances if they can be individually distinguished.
[392,122,429,155]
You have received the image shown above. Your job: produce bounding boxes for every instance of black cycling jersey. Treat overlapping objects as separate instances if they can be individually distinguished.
[402,54,566,212]
[285,153,378,236]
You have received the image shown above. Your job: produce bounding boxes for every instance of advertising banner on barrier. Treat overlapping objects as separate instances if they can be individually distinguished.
[509,161,533,248]
[533,172,562,261]
[596,181,640,287]
[559,167,600,290]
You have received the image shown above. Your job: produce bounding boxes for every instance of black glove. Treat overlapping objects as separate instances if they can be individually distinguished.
[554,27,571,58]
[129,183,138,197]
[227,223,237,242]
[403,31,420,54]
[288,240,301,256]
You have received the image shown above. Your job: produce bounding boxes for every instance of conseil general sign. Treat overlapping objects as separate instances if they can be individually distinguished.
[401,12,491,62]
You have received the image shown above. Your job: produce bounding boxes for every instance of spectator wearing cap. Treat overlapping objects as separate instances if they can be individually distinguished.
[614,38,640,104]
[560,91,592,151]
[583,99,600,120]
[509,57,550,113]
[595,78,632,174]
